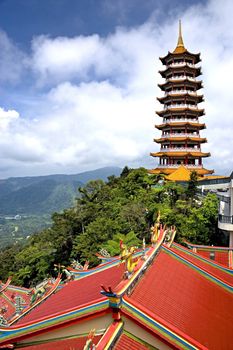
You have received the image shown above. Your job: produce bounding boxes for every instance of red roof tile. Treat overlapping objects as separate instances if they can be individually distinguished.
[114,333,152,350]
[0,286,31,322]
[17,263,125,325]
[20,334,102,349]
[171,243,233,285]
[196,249,229,267]
[0,296,15,320]
[129,248,233,350]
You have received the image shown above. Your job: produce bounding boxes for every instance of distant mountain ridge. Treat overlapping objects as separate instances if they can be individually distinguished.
[0,167,122,215]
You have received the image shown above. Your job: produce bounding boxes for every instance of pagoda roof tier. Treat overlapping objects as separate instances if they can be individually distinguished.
[150,151,210,158]
[158,79,203,91]
[160,51,201,65]
[159,21,201,65]
[148,166,214,176]
[159,65,201,78]
[155,122,206,130]
[156,107,205,117]
[157,93,204,104]
[154,136,207,143]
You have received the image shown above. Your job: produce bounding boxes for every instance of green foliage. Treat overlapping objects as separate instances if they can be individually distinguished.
[103,231,140,256]
[186,171,198,202]
[0,168,219,287]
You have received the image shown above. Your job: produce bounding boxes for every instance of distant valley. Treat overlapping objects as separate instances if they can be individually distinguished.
[0,166,122,248]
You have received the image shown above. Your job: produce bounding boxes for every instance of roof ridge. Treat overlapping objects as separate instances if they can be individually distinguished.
[173,243,233,274]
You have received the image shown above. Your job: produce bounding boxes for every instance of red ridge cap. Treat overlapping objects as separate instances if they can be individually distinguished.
[0,277,12,293]
[96,320,123,349]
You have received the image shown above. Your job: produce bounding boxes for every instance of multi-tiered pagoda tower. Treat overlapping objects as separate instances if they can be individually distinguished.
[150,21,213,179]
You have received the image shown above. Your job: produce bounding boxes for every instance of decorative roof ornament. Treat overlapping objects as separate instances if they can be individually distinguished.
[54,263,66,275]
[62,268,75,282]
[83,329,96,350]
[71,259,84,270]
[99,248,111,258]
[164,226,177,247]
[119,241,140,279]
[29,281,48,304]
[142,238,147,260]
[0,315,7,326]
[151,211,161,246]
[173,20,186,54]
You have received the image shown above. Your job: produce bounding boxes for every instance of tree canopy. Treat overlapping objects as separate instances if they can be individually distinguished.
[0,167,219,287]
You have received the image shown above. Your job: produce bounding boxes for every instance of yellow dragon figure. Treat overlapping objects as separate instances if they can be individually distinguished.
[126,247,139,274]
[151,210,161,246]
[119,241,139,278]
[119,240,129,262]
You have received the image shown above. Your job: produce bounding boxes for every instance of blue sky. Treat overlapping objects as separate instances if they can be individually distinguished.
[0,0,232,178]
[0,0,205,46]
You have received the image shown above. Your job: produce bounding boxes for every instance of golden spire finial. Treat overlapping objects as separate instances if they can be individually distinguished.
[173,20,186,54]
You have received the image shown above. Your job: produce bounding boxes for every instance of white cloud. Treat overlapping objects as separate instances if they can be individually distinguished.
[1,0,233,177]
[0,31,26,84]
[0,107,19,130]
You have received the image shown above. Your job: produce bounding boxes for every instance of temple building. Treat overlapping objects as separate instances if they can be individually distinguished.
[149,21,214,180]
[0,225,232,349]
[0,22,233,350]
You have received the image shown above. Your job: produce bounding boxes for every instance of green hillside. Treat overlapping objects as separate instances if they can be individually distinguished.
[0,167,121,248]
[0,167,219,287]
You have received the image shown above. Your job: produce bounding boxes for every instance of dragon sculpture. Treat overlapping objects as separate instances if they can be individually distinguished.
[119,240,139,278]
[151,210,161,246]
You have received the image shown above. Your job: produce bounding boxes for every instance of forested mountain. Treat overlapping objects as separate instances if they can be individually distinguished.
[0,167,220,287]
[0,167,122,248]
[0,167,121,214]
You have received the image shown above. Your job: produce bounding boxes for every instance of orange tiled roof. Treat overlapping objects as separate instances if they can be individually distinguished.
[151,151,210,157]
[148,166,214,176]
[165,165,193,181]
[154,137,207,143]
[155,122,206,130]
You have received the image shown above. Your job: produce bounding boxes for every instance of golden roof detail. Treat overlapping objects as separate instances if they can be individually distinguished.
[166,165,193,181]
[173,20,187,54]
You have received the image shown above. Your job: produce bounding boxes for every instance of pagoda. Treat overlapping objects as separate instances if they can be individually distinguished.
[149,21,214,179]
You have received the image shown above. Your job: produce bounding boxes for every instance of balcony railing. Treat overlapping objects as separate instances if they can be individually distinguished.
[165,90,197,96]
[157,164,203,169]
[163,118,199,123]
[160,147,201,152]
[218,214,233,224]
[217,194,231,204]
[168,62,196,68]
[164,104,198,110]
[161,133,200,138]
[168,76,196,82]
